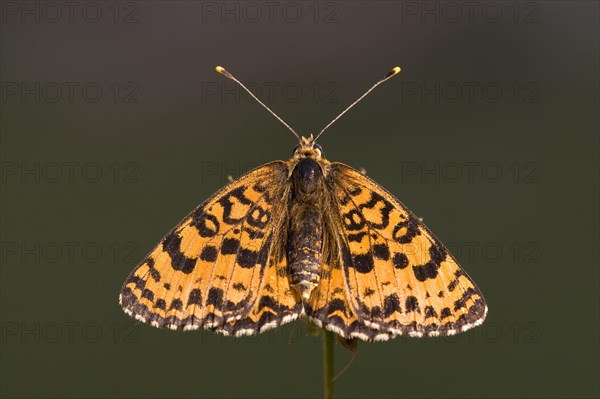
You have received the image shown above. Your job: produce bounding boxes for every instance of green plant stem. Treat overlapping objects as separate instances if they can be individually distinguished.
[323,330,335,399]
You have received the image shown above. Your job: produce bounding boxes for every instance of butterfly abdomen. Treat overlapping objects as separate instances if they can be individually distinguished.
[288,158,325,300]
[288,205,322,300]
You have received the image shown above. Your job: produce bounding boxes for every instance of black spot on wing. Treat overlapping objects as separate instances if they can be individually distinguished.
[369,306,382,319]
[327,299,347,315]
[237,248,259,268]
[392,253,409,269]
[206,288,224,307]
[162,233,197,274]
[405,296,420,313]
[154,299,166,310]
[373,243,390,260]
[169,299,183,311]
[412,263,438,282]
[200,245,218,262]
[221,238,240,255]
[191,212,219,237]
[363,288,375,297]
[412,243,446,282]
[351,254,374,273]
[424,306,438,319]
[392,216,421,244]
[232,282,247,291]
[440,307,452,320]
[149,268,161,282]
[141,289,154,301]
[383,293,401,317]
[187,289,202,306]
[347,232,367,242]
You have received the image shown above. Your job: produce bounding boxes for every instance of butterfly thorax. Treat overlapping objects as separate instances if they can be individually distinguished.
[287,142,328,300]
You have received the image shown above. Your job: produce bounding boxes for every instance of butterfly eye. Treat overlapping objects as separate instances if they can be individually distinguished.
[292,144,300,155]
[314,144,323,156]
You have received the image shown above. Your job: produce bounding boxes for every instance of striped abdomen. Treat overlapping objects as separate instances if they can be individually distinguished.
[288,157,324,300]
[288,206,322,299]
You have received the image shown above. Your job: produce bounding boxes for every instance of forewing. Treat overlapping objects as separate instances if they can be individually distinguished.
[327,163,487,338]
[119,161,301,333]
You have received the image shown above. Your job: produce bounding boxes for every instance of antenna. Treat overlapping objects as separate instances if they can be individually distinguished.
[215,66,301,142]
[313,66,401,142]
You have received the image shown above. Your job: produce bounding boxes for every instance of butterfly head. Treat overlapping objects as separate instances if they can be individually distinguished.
[292,134,323,160]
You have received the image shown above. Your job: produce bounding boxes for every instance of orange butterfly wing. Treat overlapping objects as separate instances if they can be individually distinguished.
[311,163,487,340]
[119,161,301,335]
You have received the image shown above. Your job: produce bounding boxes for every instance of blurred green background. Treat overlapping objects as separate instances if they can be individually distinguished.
[1,1,598,398]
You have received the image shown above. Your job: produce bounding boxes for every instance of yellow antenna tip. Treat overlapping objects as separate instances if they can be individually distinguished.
[383,66,402,79]
[215,66,233,80]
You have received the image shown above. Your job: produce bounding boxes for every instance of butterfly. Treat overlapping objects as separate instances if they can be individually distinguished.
[119,66,487,341]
